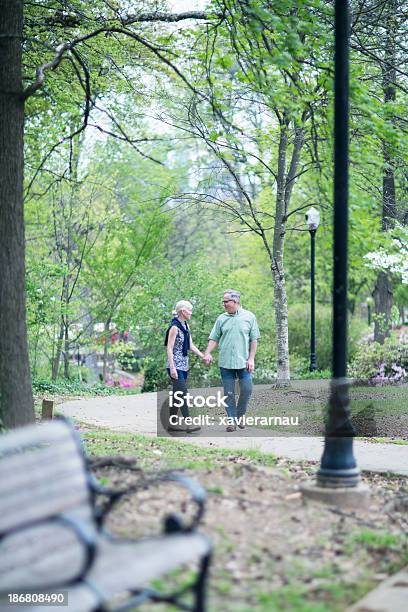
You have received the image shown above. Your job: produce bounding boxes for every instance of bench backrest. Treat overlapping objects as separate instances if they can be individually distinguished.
[0,419,95,590]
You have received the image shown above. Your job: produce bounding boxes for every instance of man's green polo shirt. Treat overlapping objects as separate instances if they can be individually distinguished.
[209,308,260,369]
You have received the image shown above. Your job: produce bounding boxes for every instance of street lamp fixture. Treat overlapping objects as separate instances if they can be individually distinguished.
[306,207,320,371]
[305,207,321,232]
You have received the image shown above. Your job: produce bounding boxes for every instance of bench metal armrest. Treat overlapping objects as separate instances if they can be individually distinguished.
[91,470,206,532]
[56,513,98,584]
[159,472,206,532]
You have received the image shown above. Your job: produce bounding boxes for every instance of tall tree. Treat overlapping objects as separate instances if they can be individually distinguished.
[373,0,397,343]
[0,1,33,427]
[0,1,215,427]
[350,0,407,342]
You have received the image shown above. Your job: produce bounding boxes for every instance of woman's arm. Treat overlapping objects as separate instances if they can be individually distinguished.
[166,326,178,379]
[190,333,204,359]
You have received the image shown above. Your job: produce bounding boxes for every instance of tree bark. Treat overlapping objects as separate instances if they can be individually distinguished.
[269,122,305,383]
[373,0,397,344]
[0,0,34,428]
[373,270,393,344]
[102,320,111,382]
[52,319,64,380]
[272,122,291,384]
[64,325,70,378]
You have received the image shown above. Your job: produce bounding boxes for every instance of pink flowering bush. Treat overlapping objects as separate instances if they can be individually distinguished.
[350,330,408,385]
[105,377,137,388]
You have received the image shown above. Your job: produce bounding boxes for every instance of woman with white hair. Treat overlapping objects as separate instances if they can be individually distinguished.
[164,300,205,432]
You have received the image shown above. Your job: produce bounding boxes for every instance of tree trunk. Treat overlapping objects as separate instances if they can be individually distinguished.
[102,321,110,382]
[52,318,64,380]
[373,271,393,344]
[374,0,397,344]
[0,1,34,428]
[272,267,290,383]
[272,122,291,384]
[269,122,305,384]
[63,325,70,378]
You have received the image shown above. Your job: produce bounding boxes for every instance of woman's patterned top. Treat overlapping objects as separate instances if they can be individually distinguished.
[166,323,189,371]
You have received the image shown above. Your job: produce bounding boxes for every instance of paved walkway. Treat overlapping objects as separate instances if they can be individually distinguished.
[60,391,408,476]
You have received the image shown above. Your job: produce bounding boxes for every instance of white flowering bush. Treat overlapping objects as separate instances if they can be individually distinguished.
[364,224,408,284]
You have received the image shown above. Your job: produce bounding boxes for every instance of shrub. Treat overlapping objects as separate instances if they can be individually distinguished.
[141,358,168,392]
[110,341,141,372]
[349,330,408,385]
[288,354,330,379]
[288,303,367,371]
[32,377,138,396]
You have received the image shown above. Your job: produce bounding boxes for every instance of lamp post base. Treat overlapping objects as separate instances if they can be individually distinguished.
[300,481,370,510]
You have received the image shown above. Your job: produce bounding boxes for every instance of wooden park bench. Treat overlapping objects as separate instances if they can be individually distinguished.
[0,419,212,611]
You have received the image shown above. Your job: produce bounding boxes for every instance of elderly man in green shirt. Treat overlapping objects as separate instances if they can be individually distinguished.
[204,289,260,432]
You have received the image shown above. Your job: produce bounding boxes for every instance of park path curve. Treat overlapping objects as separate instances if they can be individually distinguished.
[59,391,408,477]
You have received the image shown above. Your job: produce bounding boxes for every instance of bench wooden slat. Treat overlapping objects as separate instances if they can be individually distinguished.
[0,421,74,454]
[0,517,93,588]
[0,421,91,534]
[0,533,210,611]
[0,438,87,494]
[0,471,91,532]
[90,533,210,598]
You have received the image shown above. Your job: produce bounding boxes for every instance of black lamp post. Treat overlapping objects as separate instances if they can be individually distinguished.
[317,0,360,488]
[306,207,320,372]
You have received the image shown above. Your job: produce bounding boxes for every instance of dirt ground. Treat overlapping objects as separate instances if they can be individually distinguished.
[87,430,408,612]
[180,381,408,439]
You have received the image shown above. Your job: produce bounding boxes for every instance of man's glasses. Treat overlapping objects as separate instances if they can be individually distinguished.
[222,299,234,304]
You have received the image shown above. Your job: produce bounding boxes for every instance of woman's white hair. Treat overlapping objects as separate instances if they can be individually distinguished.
[174,300,193,315]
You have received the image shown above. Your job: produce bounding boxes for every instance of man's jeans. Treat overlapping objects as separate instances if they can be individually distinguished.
[220,367,253,420]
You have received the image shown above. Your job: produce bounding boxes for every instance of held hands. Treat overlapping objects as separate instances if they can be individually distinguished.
[202,353,213,366]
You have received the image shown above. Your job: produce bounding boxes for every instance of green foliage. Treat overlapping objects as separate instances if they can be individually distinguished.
[141,357,168,393]
[32,378,137,397]
[109,341,140,372]
[288,304,367,371]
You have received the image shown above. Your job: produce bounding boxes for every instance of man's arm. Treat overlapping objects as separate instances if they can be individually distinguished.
[205,317,222,364]
[247,340,257,372]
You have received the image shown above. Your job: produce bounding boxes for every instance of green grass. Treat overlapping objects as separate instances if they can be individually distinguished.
[361,437,408,445]
[81,427,277,470]
[347,529,402,550]
[255,579,375,612]
[207,485,224,494]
